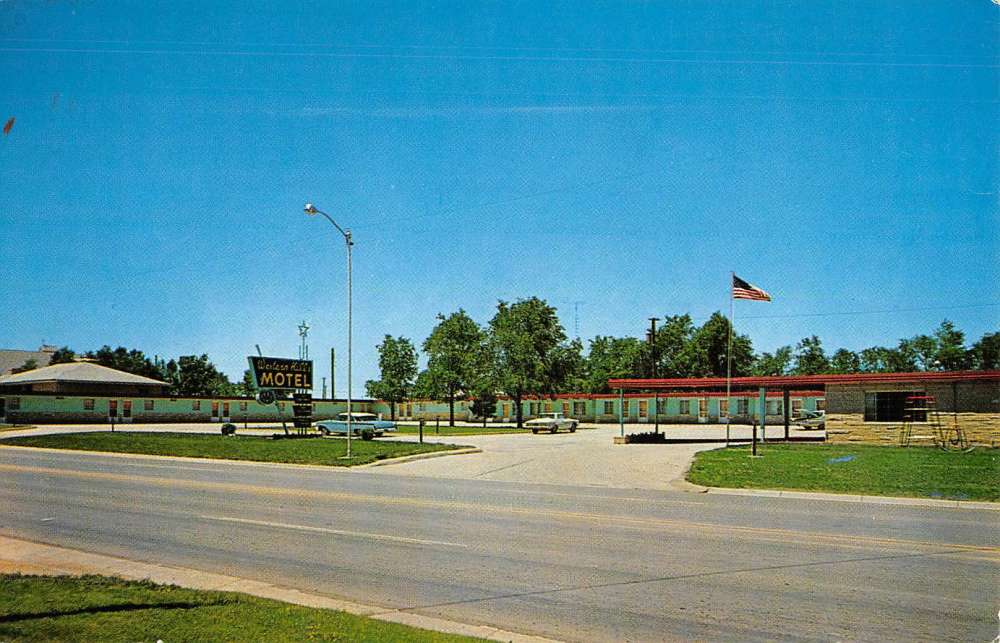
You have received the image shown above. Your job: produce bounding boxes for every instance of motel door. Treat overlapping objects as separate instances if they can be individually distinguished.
[0,397,5,422]
[211,401,220,421]
[222,402,231,422]
[108,400,118,420]
[122,400,132,423]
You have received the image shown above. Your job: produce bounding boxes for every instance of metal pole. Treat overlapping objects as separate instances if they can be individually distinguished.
[619,388,625,438]
[649,317,658,434]
[726,271,734,448]
[346,232,352,459]
[783,388,790,442]
[330,347,335,400]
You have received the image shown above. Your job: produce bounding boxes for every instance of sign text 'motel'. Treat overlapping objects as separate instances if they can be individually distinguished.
[248,356,313,390]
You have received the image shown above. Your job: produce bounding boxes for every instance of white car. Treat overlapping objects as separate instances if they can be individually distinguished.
[796,409,826,430]
[525,412,578,434]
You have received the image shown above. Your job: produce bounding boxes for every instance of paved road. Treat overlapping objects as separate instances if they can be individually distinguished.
[1,446,997,642]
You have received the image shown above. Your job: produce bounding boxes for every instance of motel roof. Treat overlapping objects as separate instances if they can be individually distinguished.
[0,362,167,387]
[609,370,1000,391]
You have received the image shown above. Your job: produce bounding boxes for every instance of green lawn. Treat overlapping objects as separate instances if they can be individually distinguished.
[0,432,463,466]
[687,444,1000,501]
[0,574,480,642]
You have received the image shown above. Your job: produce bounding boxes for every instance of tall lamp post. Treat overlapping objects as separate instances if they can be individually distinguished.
[304,203,354,459]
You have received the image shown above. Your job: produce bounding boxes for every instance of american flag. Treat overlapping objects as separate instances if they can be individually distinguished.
[732,275,771,301]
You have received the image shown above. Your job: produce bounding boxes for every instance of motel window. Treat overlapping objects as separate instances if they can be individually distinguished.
[603,401,614,415]
[502,404,510,417]
[656,399,666,415]
[719,399,728,417]
[240,401,247,412]
[737,399,749,415]
[816,399,826,411]
[622,400,630,416]
[278,402,285,411]
[83,399,95,411]
[544,402,553,413]
[864,392,923,422]
[792,400,803,415]
[698,399,708,417]
[192,400,201,411]
[9,397,19,410]
[766,400,781,415]
[573,401,586,416]
[144,400,154,411]
[562,402,570,416]
[679,400,690,415]
[638,400,648,417]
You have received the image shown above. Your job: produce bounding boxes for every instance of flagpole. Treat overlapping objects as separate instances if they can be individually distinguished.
[726,271,734,448]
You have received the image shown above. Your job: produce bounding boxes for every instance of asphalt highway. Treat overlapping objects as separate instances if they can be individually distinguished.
[1,446,997,642]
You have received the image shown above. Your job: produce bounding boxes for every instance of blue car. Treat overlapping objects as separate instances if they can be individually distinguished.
[316,412,397,438]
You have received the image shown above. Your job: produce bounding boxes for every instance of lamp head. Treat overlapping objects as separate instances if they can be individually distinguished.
[304,203,318,215]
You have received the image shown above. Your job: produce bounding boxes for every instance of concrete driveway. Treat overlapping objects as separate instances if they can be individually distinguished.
[375,425,720,489]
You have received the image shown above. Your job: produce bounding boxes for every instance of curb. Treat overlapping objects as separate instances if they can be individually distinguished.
[675,478,999,510]
[0,444,476,473]
[357,447,482,468]
[0,535,559,643]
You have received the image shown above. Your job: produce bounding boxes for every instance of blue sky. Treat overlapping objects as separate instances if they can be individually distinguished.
[1,1,997,394]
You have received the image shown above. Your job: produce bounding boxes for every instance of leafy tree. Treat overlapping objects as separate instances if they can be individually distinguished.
[752,346,793,376]
[239,369,258,397]
[364,335,418,421]
[829,348,861,374]
[933,320,968,370]
[12,358,38,374]
[173,354,237,397]
[487,297,572,427]
[48,347,76,365]
[969,331,1000,370]
[791,336,830,375]
[898,334,938,371]
[652,314,698,377]
[582,336,647,393]
[688,312,754,377]
[87,345,162,379]
[422,310,486,426]
[859,346,914,373]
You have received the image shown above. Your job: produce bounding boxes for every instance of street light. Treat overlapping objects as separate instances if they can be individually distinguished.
[304,202,354,459]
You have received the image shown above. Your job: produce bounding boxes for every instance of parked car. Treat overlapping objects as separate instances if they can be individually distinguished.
[525,412,578,434]
[796,409,826,430]
[316,412,396,438]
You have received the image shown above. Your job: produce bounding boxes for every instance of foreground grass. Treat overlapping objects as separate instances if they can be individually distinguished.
[0,574,479,642]
[688,444,1000,501]
[0,432,462,466]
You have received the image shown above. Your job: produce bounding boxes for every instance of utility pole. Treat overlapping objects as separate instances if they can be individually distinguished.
[573,301,585,338]
[648,317,658,433]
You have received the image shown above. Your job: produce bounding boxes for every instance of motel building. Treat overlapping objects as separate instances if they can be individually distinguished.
[609,370,1000,446]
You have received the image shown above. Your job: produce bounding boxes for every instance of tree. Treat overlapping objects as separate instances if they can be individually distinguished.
[422,310,486,426]
[173,354,237,397]
[582,336,647,393]
[239,369,258,397]
[48,346,76,365]
[687,312,754,377]
[487,297,572,427]
[933,319,968,370]
[792,336,829,375]
[969,331,1000,370]
[87,345,162,379]
[859,346,913,373]
[829,348,861,374]
[11,358,38,374]
[364,335,417,421]
[752,346,793,376]
[898,335,938,371]
[653,314,699,377]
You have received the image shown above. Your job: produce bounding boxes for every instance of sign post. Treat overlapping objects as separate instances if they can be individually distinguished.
[249,356,314,437]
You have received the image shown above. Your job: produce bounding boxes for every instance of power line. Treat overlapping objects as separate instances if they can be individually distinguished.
[737,302,1000,320]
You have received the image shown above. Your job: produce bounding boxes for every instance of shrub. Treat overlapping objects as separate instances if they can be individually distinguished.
[360,428,375,441]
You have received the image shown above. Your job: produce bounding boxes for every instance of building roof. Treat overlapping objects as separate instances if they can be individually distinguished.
[0,362,167,387]
[609,370,1000,390]
[0,347,56,377]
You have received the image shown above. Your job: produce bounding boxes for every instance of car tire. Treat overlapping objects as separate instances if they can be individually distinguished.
[550,426,557,434]
[531,429,538,434]
[569,423,577,433]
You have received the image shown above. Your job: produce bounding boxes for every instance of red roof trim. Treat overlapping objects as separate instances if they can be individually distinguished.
[608,370,1000,390]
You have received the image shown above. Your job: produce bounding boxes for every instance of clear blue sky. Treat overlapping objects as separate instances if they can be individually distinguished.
[1,1,997,395]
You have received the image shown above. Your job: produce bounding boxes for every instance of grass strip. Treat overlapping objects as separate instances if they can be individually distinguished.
[0,574,480,642]
[0,432,463,467]
[688,444,999,501]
